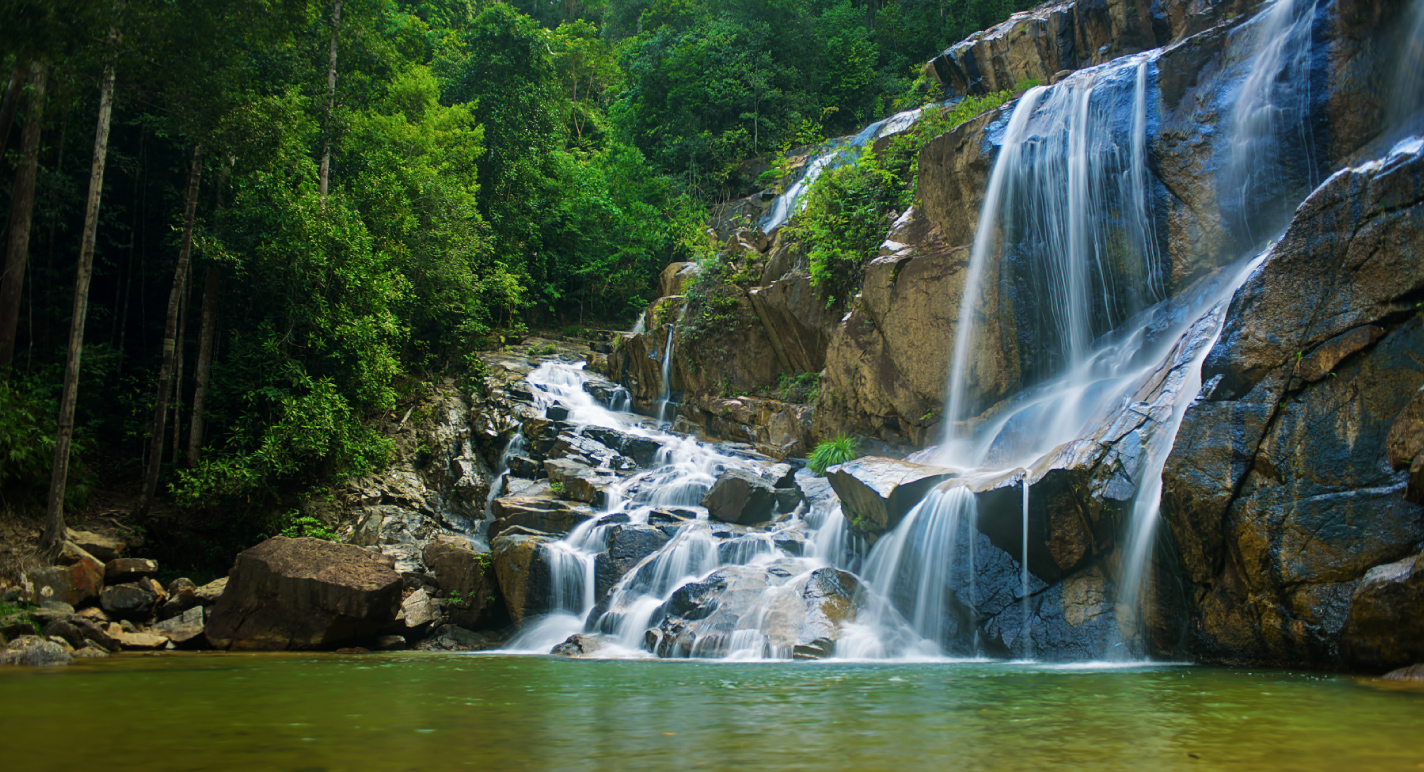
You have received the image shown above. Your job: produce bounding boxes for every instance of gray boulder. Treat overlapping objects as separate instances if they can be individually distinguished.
[701,469,777,526]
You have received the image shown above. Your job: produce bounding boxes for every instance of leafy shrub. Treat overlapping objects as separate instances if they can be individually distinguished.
[808,434,860,475]
[277,512,338,541]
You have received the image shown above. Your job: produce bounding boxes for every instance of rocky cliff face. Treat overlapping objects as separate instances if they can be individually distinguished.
[1157,140,1424,668]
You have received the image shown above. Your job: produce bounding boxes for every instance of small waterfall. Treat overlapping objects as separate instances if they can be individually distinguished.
[760,105,932,233]
[1222,0,1321,242]
[484,434,525,519]
[846,486,980,656]
[655,325,675,424]
[1390,0,1424,130]
[1020,471,1032,660]
[1114,252,1270,645]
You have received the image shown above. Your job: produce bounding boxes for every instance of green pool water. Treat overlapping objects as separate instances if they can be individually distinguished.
[3,654,1422,771]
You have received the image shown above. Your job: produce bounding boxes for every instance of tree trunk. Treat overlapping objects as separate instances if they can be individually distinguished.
[42,17,120,556]
[318,0,342,211]
[0,61,47,377]
[187,265,220,467]
[170,265,190,463]
[135,143,202,519]
[187,159,230,468]
[0,58,29,162]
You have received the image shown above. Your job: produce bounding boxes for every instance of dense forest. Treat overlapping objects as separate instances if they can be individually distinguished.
[0,0,1035,569]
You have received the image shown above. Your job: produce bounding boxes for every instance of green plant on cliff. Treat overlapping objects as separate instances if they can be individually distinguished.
[808,434,861,475]
[277,512,337,542]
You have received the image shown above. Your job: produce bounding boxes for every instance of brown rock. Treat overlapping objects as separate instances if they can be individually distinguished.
[204,537,403,651]
[491,527,555,626]
[1341,552,1424,671]
[0,635,73,667]
[153,605,206,648]
[66,529,125,562]
[104,557,158,584]
[26,543,104,607]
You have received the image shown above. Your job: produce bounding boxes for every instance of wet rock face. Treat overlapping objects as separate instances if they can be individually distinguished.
[1159,144,1424,669]
[926,0,1257,97]
[645,561,865,658]
[205,537,403,651]
[594,524,671,602]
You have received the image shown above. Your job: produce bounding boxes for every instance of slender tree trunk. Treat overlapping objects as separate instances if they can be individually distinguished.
[0,62,46,377]
[135,143,202,518]
[0,58,29,162]
[187,265,219,467]
[318,0,342,211]
[42,16,121,556]
[170,266,190,463]
[187,159,229,468]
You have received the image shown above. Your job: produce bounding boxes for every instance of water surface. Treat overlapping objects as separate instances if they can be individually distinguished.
[4,654,1422,771]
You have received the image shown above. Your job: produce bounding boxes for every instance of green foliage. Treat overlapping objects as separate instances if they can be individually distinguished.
[785,84,1025,309]
[774,372,820,404]
[277,512,338,541]
[808,434,861,476]
[549,479,567,497]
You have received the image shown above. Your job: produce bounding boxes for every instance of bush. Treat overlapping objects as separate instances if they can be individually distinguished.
[808,434,860,475]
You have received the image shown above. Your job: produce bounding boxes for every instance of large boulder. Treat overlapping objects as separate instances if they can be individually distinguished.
[490,526,557,626]
[1339,552,1424,672]
[645,560,865,658]
[153,606,206,648]
[422,536,503,629]
[0,635,72,667]
[702,469,778,526]
[204,537,403,651]
[25,543,104,608]
[1159,141,1424,667]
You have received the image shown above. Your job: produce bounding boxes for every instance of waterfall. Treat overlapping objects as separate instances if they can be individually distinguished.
[1390,0,1424,130]
[484,433,525,520]
[1222,0,1321,243]
[939,52,1164,467]
[760,105,934,233]
[1020,471,1032,660]
[656,325,675,424]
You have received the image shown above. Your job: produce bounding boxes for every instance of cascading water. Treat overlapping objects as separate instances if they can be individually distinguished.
[1390,0,1424,130]
[1221,0,1321,243]
[760,105,934,233]
[938,52,1165,466]
[655,325,675,424]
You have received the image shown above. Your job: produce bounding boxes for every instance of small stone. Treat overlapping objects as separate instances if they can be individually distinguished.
[101,582,159,621]
[372,635,407,651]
[153,606,205,647]
[194,577,227,605]
[72,642,109,659]
[66,529,126,562]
